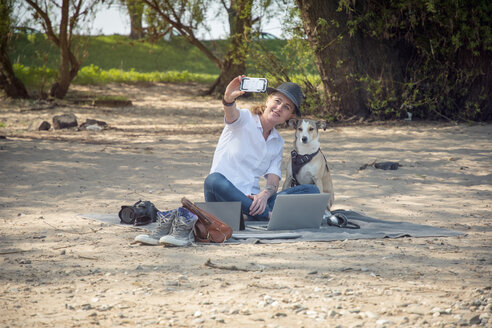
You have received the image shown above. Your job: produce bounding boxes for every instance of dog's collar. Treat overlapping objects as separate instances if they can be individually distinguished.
[291,148,320,186]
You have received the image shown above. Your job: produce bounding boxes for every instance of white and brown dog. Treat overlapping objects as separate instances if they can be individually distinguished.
[282,119,334,210]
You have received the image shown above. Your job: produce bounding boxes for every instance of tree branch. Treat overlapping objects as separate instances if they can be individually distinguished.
[143,0,223,69]
[25,0,60,47]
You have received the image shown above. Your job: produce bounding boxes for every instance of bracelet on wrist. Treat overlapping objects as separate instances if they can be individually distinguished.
[222,97,236,106]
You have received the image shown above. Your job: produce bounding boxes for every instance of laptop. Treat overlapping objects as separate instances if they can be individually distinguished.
[247,193,330,231]
[195,201,242,231]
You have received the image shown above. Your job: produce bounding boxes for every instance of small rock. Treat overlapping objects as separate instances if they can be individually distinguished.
[469,315,481,325]
[79,118,108,131]
[192,318,204,324]
[376,319,392,325]
[328,310,338,318]
[364,311,379,319]
[472,299,482,307]
[52,113,78,129]
[306,310,317,318]
[28,119,51,131]
[81,304,93,310]
[97,305,112,311]
[85,124,102,132]
[164,280,179,287]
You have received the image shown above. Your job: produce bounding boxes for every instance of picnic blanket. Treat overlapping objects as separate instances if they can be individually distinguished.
[78,209,464,244]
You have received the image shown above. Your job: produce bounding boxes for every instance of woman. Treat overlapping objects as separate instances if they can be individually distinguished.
[204,76,319,221]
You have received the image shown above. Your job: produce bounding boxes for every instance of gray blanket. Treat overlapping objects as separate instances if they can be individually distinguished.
[78,210,464,244]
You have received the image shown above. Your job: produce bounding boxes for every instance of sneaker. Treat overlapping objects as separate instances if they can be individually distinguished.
[134,209,175,245]
[159,207,197,247]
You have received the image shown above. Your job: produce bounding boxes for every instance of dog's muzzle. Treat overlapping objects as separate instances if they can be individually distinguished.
[301,136,308,143]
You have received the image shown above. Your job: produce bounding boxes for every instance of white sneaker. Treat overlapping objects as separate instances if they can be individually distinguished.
[134,210,175,245]
[159,208,197,247]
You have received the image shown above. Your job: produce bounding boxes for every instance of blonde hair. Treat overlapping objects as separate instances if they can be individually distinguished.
[250,104,266,115]
[249,93,273,116]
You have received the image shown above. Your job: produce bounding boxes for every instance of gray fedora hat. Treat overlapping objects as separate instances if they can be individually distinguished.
[267,82,303,117]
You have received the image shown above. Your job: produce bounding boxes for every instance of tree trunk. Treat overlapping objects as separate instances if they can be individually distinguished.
[142,0,252,97]
[207,0,251,96]
[0,61,29,99]
[127,0,144,39]
[49,0,80,99]
[295,0,363,117]
[296,0,411,118]
[0,0,29,98]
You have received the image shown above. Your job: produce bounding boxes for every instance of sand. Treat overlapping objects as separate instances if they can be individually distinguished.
[0,82,491,327]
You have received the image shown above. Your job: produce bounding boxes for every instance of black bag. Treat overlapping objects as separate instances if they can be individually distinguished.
[118,200,159,226]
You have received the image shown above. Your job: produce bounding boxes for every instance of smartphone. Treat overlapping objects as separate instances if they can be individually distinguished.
[240,77,268,93]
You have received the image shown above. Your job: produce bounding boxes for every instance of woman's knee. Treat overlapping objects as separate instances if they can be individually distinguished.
[303,184,320,194]
[204,172,223,188]
[204,172,230,193]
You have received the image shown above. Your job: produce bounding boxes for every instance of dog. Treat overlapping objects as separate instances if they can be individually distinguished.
[282,119,334,210]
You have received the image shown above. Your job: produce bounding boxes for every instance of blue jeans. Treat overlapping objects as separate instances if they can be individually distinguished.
[204,172,320,221]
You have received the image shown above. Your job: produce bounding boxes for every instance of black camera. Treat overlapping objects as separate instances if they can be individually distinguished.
[118,200,159,226]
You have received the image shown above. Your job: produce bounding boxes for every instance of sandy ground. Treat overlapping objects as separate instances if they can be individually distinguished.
[0,82,491,328]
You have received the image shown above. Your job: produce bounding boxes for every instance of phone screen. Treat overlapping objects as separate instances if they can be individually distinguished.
[240,77,268,93]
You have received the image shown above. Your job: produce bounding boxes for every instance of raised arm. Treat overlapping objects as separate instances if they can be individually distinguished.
[222,76,246,124]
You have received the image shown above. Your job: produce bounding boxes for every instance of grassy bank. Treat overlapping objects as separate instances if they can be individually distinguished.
[9,33,319,93]
[10,34,225,75]
[10,33,289,75]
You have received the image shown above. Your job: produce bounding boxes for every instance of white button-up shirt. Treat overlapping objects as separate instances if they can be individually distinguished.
[210,108,284,195]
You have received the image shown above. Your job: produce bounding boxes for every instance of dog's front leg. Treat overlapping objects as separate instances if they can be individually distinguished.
[282,172,292,190]
[282,163,293,190]
[312,176,324,195]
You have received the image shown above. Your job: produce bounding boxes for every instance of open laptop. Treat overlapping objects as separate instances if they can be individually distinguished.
[247,193,330,231]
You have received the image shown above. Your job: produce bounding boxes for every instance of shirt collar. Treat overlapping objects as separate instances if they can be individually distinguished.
[254,114,280,141]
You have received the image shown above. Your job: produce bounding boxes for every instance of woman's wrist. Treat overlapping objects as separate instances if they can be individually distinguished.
[222,97,236,106]
[264,184,277,197]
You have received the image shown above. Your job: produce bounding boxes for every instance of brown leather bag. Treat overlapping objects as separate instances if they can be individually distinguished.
[181,197,233,243]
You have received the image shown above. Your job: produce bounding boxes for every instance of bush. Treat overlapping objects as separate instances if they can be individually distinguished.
[12,64,57,94]
[13,64,218,87]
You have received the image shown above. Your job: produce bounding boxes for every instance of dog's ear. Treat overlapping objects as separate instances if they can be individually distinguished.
[287,119,298,129]
[316,120,327,131]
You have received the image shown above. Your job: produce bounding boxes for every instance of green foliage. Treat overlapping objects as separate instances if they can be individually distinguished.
[10,33,221,75]
[246,7,326,119]
[73,65,217,84]
[339,0,492,121]
[13,63,217,87]
[12,64,57,93]
[10,33,292,88]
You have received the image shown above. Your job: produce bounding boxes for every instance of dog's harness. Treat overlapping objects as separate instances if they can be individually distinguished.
[290,148,321,187]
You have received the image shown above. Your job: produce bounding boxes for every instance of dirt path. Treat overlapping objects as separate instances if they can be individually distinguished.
[0,83,491,327]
